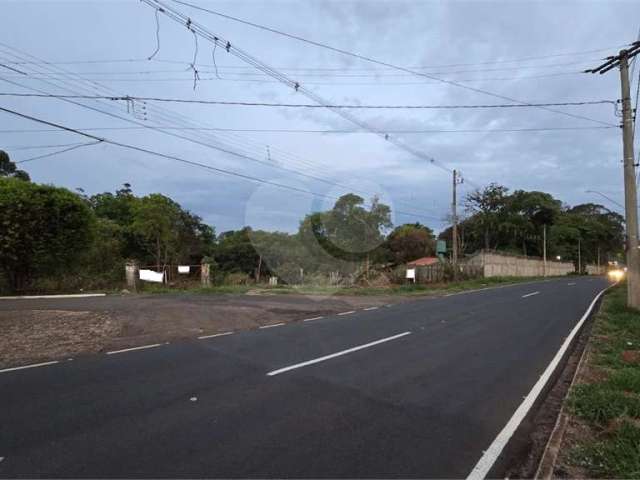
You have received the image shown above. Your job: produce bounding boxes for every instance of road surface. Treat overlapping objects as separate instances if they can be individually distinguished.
[0,276,608,478]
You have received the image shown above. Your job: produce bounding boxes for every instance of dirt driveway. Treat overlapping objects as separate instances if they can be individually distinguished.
[0,292,413,368]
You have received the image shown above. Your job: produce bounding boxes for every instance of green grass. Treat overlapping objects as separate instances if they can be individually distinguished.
[565,283,640,477]
[140,275,554,297]
[570,420,640,479]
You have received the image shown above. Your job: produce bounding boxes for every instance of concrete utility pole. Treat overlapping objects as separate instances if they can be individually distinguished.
[452,169,458,268]
[578,238,582,275]
[451,170,464,279]
[587,42,640,307]
[543,224,547,277]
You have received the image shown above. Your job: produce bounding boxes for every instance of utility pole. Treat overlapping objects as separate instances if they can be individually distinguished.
[543,224,547,277]
[451,169,463,278]
[587,42,640,307]
[578,238,582,275]
[452,169,458,268]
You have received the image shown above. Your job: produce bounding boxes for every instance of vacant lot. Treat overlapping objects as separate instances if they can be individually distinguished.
[0,291,411,368]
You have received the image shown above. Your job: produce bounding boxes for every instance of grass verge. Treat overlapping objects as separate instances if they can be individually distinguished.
[142,275,559,296]
[562,284,640,478]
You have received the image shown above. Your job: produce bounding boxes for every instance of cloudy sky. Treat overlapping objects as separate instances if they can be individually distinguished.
[1,0,637,234]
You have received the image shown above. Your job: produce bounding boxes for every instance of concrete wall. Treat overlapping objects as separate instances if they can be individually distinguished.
[465,251,575,278]
[586,264,606,275]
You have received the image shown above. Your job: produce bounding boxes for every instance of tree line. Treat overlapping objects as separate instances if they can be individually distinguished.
[0,150,624,293]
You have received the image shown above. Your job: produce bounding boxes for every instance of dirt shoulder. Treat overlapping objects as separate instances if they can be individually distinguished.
[0,291,412,369]
[0,276,569,370]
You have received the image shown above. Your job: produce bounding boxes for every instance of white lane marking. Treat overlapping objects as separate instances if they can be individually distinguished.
[0,360,59,374]
[0,456,4,463]
[337,310,355,316]
[106,343,164,355]
[521,291,540,298]
[267,331,412,376]
[385,304,393,307]
[259,323,285,329]
[568,282,576,286]
[0,293,106,300]
[364,306,379,311]
[198,331,233,340]
[303,316,323,322]
[466,285,610,480]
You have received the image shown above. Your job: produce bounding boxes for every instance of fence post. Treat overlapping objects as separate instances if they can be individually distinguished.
[201,262,211,287]
[125,260,139,292]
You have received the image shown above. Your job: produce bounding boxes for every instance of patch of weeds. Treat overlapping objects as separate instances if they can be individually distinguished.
[609,368,640,394]
[570,420,640,479]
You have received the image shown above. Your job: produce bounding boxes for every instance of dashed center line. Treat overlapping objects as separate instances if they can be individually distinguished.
[337,310,355,316]
[267,331,412,376]
[363,306,379,311]
[303,316,323,322]
[568,282,576,286]
[106,343,164,355]
[521,291,540,298]
[198,331,233,340]
[0,360,59,374]
[259,323,285,329]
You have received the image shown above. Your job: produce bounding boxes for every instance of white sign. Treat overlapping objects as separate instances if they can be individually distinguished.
[406,268,416,279]
[139,269,165,283]
[178,265,190,274]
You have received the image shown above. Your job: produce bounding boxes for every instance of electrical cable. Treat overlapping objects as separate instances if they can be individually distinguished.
[0,106,446,221]
[163,0,618,128]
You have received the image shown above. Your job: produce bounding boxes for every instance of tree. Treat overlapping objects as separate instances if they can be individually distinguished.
[298,194,392,274]
[0,177,93,292]
[130,194,183,270]
[0,150,30,181]
[465,183,509,250]
[386,223,435,264]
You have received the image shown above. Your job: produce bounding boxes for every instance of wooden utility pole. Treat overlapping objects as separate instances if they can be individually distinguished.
[587,42,640,307]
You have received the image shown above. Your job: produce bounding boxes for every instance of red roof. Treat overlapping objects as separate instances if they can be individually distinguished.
[407,256,439,267]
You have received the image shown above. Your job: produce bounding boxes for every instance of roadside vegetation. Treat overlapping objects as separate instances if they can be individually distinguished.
[0,151,624,295]
[561,284,640,478]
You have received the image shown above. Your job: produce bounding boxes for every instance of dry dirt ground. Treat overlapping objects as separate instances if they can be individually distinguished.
[0,292,414,369]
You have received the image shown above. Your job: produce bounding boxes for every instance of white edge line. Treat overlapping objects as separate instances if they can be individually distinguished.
[466,285,610,480]
[198,331,233,340]
[337,310,356,316]
[106,343,164,355]
[303,316,323,322]
[0,293,107,300]
[0,360,60,373]
[521,291,540,298]
[267,331,412,376]
[363,306,379,311]
[259,323,285,329]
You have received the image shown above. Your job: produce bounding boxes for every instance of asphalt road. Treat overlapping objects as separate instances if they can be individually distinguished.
[0,276,608,478]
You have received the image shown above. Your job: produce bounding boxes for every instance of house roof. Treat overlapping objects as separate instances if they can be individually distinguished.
[407,256,440,267]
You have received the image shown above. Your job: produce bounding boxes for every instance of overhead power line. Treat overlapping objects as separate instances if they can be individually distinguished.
[16,141,102,164]
[0,44,449,217]
[0,92,617,110]
[0,106,445,222]
[165,0,618,128]
[0,125,618,135]
[1,70,583,85]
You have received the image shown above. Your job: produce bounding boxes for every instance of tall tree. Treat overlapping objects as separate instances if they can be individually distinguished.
[465,183,509,250]
[0,177,93,291]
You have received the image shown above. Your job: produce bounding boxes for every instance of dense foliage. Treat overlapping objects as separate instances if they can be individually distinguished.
[0,152,625,293]
[439,183,624,268]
